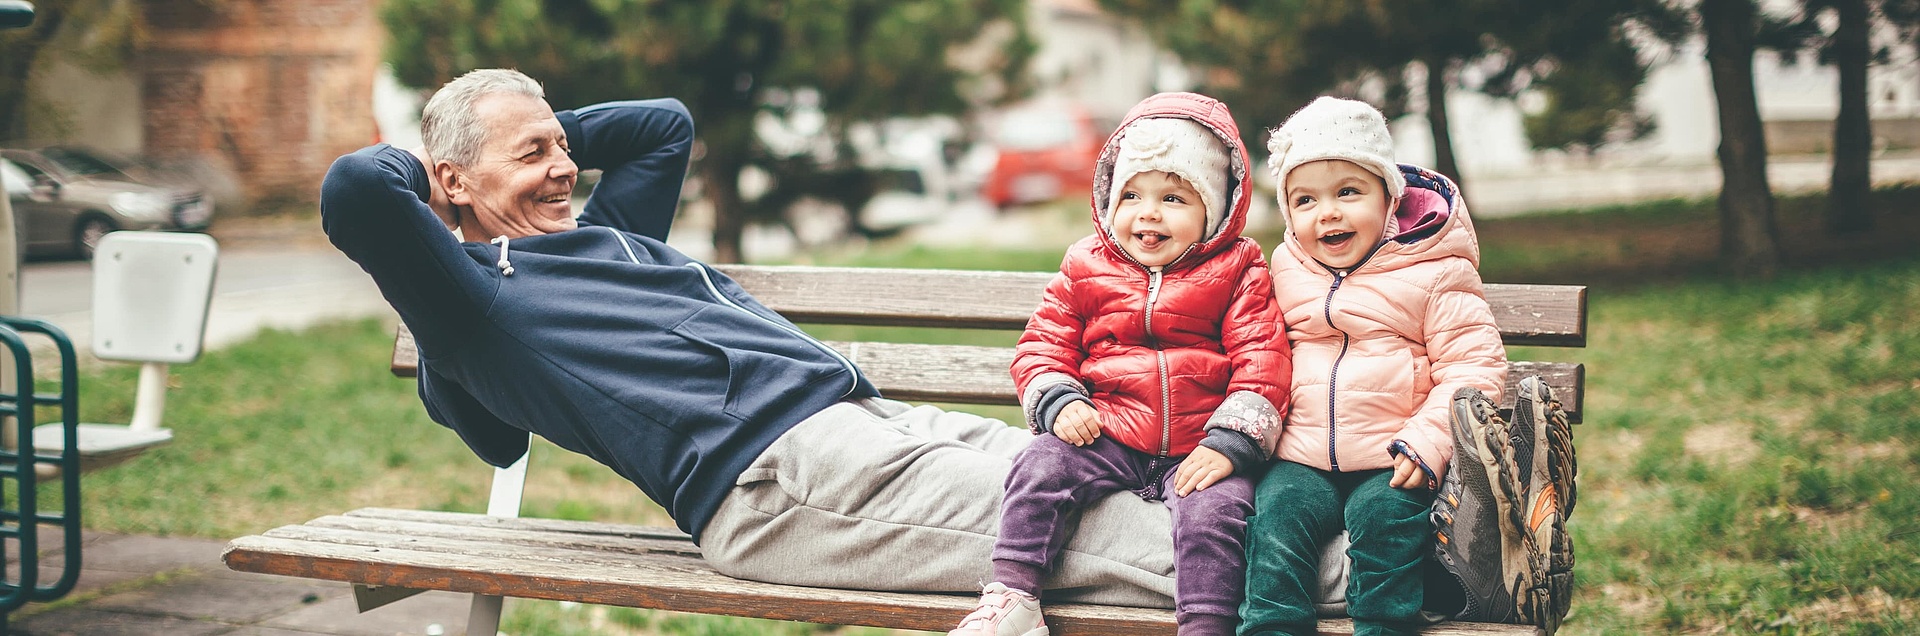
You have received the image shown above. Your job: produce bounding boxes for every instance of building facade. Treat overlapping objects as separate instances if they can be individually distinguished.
[24,0,381,208]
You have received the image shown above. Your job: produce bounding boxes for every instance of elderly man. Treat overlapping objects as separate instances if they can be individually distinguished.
[320,68,1178,607]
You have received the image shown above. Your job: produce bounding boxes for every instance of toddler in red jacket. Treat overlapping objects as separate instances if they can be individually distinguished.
[948,92,1292,636]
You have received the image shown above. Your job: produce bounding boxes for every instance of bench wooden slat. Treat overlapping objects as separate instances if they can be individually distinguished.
[291,515,701,558]
[227,526,1176,634]
[387,267,1584,377]
[716,265,1586,347]
[846,341,1585,423]
[344,507,694,540]
[224,508,1539,635]
[394,333,1583,422]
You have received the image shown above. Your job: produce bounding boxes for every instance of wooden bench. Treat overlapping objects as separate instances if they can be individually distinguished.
[224,264,1585,635]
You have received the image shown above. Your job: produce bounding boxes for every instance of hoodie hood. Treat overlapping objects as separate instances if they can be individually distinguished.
[1284,163,1476,272]
[1090,92,1252,269]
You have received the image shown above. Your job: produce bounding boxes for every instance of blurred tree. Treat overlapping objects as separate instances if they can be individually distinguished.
[1489,1,1687,156]
[1094,0,1472,187]
[1097,0,1672,196]
[383,0,1033,263]
[1102,0,1780,274]
[1827,0,1873,234]
[0,0,137,140]
[1763,0,1917,234]
[1517,40,1655,154]
[1702,0,1783,277]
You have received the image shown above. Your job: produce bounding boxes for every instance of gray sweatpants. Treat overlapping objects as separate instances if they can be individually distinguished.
[700,397,1349,610]
[702,398,1177,607]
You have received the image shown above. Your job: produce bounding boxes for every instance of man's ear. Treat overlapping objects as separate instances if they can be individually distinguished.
[435,161,471,206]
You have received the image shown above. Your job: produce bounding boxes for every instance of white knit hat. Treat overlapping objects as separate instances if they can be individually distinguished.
[1107,117,1232,239]
[1268,96,1405,201]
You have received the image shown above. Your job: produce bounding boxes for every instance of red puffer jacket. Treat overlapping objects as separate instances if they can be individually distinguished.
[1012,92,1291,458]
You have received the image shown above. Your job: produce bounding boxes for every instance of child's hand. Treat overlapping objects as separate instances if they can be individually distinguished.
[1054,401,1102,447]
[1390,454,1428,490]
[1174,446,1234,496]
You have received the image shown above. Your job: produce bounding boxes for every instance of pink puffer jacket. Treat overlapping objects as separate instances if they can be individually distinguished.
[1269,165,1506,479]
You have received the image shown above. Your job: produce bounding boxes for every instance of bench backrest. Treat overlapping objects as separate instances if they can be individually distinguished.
[391,264,1587,422]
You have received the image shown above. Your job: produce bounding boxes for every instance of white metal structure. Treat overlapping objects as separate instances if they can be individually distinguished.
[349,436,527,635]
[32,231,217,469]
[471,448,528,634]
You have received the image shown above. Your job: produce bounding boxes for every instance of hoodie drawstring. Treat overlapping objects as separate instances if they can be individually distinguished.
[490,235,515,276]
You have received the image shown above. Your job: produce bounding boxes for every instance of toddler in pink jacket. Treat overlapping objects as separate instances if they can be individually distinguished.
[1239,97,1507,636]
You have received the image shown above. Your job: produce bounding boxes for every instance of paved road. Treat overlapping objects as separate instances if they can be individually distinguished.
[1465,151,1920,216]
[19,242,390,362]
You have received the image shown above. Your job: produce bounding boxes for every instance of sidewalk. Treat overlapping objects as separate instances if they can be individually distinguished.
[13,214,392,374]
[8,527,477,635]
[1464,151,1920,216]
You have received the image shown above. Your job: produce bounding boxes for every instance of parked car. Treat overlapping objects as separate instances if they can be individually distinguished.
[979,102,1104,210]
[1,147,213,259]
[859,157,956,232]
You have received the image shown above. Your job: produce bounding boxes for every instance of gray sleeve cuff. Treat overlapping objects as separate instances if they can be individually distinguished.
[1020,371,1086,432]
[1199,427,1264,472]
[1202,390,1282,459]
[1034,384,1091,435]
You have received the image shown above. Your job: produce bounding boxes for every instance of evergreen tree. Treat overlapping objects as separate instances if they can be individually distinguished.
[383,0,1034,263]
[1767,0,1899,234]
[1097,0,1669,196]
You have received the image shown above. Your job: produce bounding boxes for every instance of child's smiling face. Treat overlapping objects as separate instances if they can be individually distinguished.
[1284,159,1392,269]
[1111,170,1208,268]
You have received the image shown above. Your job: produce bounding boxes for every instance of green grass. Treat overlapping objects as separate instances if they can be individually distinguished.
[1537,256,1920,634]
[35,319,671,536]
[44,192,1920,633]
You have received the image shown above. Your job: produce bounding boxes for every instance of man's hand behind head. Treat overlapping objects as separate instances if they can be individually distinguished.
[406,146,460,232]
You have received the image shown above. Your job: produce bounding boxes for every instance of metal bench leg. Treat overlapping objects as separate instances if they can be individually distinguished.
[468,438,529,636]
[467,595,504,636]
[129,362,170,432]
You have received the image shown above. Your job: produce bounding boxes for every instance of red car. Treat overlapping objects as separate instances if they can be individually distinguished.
[981,103,1104,210]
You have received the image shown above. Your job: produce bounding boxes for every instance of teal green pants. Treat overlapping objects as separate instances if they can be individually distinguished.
[1239,462,1435,636]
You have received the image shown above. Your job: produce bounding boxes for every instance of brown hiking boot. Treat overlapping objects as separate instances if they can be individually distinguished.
[1430,378,1578,633]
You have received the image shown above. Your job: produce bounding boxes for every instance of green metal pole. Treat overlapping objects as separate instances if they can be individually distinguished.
[0,6,35,633]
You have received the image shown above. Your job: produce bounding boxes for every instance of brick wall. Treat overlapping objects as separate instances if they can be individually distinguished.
[138,0,380,207]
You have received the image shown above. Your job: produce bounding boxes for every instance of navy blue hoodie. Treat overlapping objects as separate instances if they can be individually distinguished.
[319,98,878,540]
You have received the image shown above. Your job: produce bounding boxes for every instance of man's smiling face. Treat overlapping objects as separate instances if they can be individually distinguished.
[446,93,580,239]
[1284,159,1391,269]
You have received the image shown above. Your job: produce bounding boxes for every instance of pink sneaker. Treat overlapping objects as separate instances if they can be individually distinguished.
[947,582,1049,636]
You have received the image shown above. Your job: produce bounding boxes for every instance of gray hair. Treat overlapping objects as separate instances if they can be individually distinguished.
[420,69,546,167]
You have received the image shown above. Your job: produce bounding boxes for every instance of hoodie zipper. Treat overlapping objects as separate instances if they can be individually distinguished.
[1324,269,1350,472]
[685,262,862,399]
[1144,268,1173,456]
[1305,233,1388,473]
[602,228,861,398]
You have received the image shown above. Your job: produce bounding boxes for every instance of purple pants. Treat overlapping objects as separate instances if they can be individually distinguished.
[993,434,1255,633]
